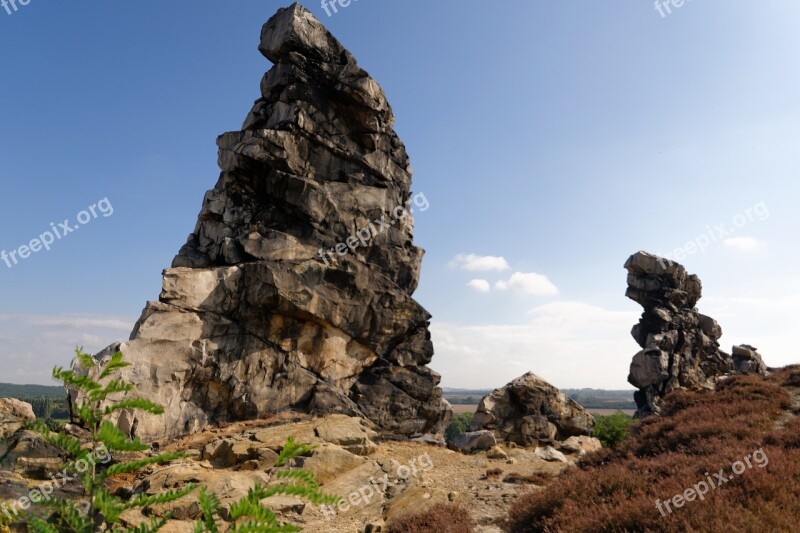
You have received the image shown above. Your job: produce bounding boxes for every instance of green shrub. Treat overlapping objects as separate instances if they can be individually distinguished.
[445,413,474,443]
[592,411,635,448]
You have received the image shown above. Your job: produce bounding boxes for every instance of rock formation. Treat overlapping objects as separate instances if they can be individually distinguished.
[468,372,595,446]
[0,399,34,440]
[79,3,450,443]
[625,251,767,417]
[732,344,768,375]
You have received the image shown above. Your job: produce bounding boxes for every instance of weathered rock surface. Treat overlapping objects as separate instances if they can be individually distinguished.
[77,3,450,443]
[468,373,595,446]
[732,344,768,375]
[624,251,767,417]
[452,431,496,454]
[0,398,35,439]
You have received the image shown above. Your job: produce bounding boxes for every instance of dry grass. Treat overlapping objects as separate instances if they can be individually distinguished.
[507,373,800,532]
[387,503,475,533]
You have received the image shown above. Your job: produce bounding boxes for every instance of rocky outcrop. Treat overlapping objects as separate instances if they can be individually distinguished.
[468,373,595,446]
[732,344,768,375]
[78,3,449,443]
[624,251,767,417]
[0,399,35,440]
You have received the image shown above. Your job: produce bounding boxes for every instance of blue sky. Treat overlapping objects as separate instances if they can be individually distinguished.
[1,1,798,389]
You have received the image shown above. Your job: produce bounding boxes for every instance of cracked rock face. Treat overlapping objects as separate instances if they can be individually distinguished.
[624,251,769,417]
[80,3,450,443]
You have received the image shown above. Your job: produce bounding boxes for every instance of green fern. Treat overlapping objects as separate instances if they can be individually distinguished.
[25,349,338,533]
[193,440,339,532]
[27,348,193,532]
[275,437,316,467]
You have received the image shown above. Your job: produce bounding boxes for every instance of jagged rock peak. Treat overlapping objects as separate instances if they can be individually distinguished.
[76,4,450,444]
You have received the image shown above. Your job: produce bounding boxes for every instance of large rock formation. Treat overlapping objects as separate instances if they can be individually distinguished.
[624,251,767,417]
[80,3,450,443]
[468,373,595,446]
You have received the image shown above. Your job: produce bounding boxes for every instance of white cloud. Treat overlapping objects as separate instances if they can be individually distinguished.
[466,279,491,293]
[0,313,136,385]
[449,254,510,272]
[22,315,133,331]
[701,292,800,369]
[429,301,639,389]
[495,272,559,296]
[724,237,766,253]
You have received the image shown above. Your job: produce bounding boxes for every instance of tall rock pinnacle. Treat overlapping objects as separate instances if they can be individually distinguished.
[624,251,767,417]
[83,3,451,442]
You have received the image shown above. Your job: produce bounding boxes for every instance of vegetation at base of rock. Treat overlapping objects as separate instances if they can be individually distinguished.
[386,503,475,533]
[592,411,635,448]
[193,459,338,532]
[27,349,196,532]
[445,413,473,443]
[507,372,799,532]
[27,349,336,533]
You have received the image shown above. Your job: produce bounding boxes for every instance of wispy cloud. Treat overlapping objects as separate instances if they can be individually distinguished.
[0,313,136,385]
[449,254,510,272]
[724,237,766,253]
[430,301,639,389]
[466,279,491,293]
[495,272,559,296]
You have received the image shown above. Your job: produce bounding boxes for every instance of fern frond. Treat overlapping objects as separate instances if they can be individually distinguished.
[103,397,165,416]
[125,484,197,510]
[122,515,170,533]
[195,488,221,533]
[96,421,149,453]
[275,437,316,467]
[98,351,131,379]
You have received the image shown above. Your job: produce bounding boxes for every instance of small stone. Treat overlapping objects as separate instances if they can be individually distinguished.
[486,446,508,460]
[534,446,569,463]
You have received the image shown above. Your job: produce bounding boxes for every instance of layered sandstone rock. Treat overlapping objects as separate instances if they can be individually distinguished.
[624,251,767,417]
[79,3,450,443]
[468,372,595,446]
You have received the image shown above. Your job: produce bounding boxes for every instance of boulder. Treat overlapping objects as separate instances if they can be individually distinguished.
[452,431,496,454]
[534,446,569,463]
[624,252,767,417]
[557,435,603,455]
[75,3,450,444]
[314,415,378,456]
[0,399,35,439]
[469,373,595,446]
